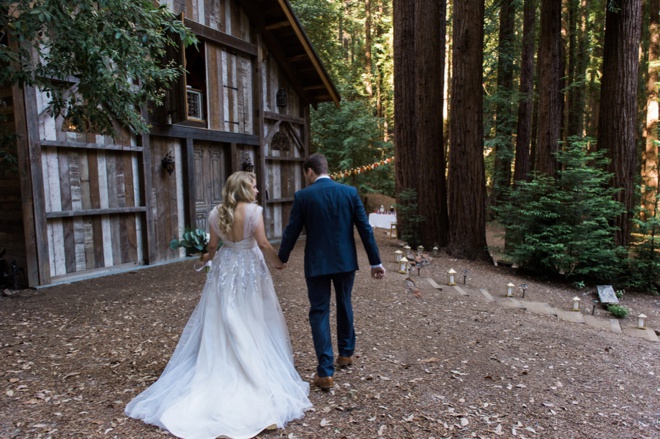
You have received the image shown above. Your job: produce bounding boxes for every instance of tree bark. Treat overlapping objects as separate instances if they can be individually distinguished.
[491,0,516,206]
[513,0,535,185]
[414,0,448,247]
[643,0,660,217]
[535,0,563,176]
[393,0,417,235]
[447,0,491,262]
[598,0,643,247]
[365,0,373,99]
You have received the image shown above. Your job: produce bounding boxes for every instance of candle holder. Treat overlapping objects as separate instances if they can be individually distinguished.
[447,269,456,286]
[398,257,410,274]
[572,296,581,312]
[637,313,647,330]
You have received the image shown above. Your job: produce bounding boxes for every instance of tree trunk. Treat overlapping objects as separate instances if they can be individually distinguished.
[535,0,563,176]
[598,0,643,247]
[393,0,417,235]
[447,0,491,262]
[643,0,660,217]
[513,0,535,185]
[491,0,516,208]
[414,0,448,247]
[586,5,606,139]
[365,0,373,99]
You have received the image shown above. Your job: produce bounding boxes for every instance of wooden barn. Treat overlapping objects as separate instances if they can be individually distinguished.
[0,0,339,287]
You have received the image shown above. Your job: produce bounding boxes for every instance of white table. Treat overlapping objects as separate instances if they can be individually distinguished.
[368,213,397,229]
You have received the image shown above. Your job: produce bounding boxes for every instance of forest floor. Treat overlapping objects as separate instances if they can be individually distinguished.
[1,221,659,439]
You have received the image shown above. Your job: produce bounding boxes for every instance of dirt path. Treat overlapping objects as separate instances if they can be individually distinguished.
[1,231,658,438]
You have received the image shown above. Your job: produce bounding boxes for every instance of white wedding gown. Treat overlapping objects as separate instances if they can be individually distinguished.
[125,203,311,439]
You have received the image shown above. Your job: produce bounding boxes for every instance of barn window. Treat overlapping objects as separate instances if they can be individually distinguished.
[184,41,207,123]
[165,30,208,127]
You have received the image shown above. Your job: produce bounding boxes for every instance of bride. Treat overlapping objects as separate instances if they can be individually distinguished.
[125,171,312,439]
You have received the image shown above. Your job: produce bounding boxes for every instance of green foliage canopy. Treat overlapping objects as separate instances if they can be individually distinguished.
[0,0,196,136]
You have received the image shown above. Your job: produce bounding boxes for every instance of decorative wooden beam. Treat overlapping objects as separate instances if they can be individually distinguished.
[45,206,147,219]
[263,111,305,125]
[41,139,143,152]
[265,21,291,31]
[184,19,258,56]
[149,124,260,145]
[265,156,305,162]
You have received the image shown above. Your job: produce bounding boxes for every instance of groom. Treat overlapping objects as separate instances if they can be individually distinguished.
[278,153,386,390]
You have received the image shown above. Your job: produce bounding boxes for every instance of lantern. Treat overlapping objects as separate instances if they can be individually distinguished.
[398,257,410,274]
[506,282,515,297]
[447,269,456,286]
[572,296,581,312]
[637,314,648,330]
[395,250,403,263]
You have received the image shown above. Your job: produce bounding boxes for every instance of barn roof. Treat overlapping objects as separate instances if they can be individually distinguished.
[248,0,341,108]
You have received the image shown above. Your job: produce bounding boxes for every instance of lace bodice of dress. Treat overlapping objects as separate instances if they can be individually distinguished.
[208,203,262,249]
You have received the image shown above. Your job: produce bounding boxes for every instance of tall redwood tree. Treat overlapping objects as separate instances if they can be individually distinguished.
[535,0,563,176]
[598,0,643,246]
[414,0,448,247]
[393,0,417,229]
[513,0,536,185]
[447,0,491,261]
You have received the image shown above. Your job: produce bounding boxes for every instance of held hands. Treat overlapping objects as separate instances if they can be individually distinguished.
[371,266,386,279]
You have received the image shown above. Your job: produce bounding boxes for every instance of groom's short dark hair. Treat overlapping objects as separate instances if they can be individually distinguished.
[304,153,329,175]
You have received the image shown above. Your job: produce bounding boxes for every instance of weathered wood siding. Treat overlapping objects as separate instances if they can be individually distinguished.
[148,136,186,263]
[260,43,308,239]
[34,87,145,279]
[206,43,254,134]
[0,85,27,275]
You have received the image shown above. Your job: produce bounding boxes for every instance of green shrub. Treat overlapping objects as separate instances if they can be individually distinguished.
[625,197,660,294]
[495,138,626,281]
[607,304,629,319]
[395,188,424,248]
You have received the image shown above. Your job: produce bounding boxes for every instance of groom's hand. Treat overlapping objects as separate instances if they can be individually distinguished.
[371,266,386,279]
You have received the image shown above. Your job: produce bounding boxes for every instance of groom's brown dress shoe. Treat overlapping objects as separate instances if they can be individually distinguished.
[336,356,353,367]
[313,374,334,390]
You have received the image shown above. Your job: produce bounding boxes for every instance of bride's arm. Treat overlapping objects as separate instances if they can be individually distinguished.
[254,215,284,268]
[200,227,220,263]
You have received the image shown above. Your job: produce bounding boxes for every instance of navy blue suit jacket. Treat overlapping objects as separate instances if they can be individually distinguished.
[278,178,381,278]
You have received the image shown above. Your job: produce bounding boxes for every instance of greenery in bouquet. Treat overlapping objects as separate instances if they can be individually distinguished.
[170,227,208,256]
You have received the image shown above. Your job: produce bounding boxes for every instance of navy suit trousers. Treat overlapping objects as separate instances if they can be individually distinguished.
[305,271,356,377]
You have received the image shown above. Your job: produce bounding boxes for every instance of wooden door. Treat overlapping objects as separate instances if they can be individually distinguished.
[193,141,229,232]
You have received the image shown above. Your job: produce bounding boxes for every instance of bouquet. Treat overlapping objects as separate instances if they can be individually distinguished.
[170,227,211,272]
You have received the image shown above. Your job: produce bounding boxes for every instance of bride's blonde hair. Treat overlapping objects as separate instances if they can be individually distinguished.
[217,171,257,236]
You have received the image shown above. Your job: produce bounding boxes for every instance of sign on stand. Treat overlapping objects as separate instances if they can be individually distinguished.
[597,285,619,305]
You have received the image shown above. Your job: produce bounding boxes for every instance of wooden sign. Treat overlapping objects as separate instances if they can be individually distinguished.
[597,285,619,305]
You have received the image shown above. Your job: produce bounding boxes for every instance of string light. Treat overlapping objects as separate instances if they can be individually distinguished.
[329,157,394,180]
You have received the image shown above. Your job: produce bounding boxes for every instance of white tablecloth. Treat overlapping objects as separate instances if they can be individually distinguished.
[369,213,397,229]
